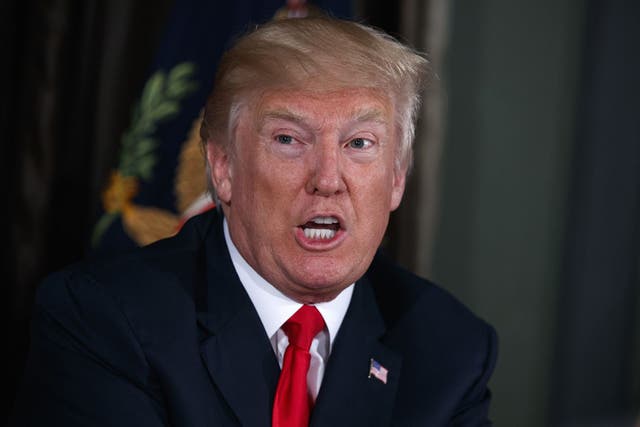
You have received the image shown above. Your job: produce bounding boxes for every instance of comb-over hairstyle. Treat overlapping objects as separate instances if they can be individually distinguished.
[201,16,429,175]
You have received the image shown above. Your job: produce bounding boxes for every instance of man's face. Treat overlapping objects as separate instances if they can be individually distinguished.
[209,87,406,303]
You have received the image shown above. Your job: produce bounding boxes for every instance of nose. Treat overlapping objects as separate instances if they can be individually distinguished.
[306,140,346,196]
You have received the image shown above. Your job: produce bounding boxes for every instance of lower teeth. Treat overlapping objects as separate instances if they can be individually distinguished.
[303,228,336,240]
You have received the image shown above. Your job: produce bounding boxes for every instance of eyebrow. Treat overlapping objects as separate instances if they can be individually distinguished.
[352,109,387,124]
[258,110,306,128]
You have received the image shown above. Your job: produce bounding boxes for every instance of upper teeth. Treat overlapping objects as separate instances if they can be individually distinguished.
[311,216,338,224]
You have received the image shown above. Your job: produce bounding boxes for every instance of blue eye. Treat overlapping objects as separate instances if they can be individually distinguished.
[349,138,371,149]
[276,135,294,144]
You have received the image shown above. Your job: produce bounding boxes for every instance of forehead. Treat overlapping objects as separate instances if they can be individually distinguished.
[249,87,396,129]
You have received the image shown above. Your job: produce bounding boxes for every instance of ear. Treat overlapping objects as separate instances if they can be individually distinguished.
[390,166,407,212]
[206,141,233,204]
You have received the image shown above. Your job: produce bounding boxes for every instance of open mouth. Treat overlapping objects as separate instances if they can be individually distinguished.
[300,216,341,240]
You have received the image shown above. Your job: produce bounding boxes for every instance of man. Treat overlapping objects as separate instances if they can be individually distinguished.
[12,16,497,426]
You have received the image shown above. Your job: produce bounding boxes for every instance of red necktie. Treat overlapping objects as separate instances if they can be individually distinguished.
[272,305,326,427]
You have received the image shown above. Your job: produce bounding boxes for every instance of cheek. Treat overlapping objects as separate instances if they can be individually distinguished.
[352,178,393,224]
[366,167,399,202]
[236,156,304,213]
[260,153,308,190]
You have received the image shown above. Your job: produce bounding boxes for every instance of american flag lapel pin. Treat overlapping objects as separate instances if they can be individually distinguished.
[368,358,388,384]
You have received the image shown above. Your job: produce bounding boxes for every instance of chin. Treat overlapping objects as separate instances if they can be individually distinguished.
[289,262,359,293]
[290,281,350,304]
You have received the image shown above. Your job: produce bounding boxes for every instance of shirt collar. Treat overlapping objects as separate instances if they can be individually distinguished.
[223,219,353,348]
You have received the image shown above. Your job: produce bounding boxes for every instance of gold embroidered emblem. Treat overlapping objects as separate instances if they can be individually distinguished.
[92,62,207,247]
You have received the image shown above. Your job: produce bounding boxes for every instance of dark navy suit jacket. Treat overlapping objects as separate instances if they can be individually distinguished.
[12,211,497,426]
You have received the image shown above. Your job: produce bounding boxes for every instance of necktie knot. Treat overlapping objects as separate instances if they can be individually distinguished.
[272,305,325,427]
[282,305,325,350]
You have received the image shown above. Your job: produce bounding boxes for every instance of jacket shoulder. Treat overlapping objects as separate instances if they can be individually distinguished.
[367,251,498,423]
[366,250,497,380]
[41,211,215,302]
[367,251,493,338]
[34,212,218,353]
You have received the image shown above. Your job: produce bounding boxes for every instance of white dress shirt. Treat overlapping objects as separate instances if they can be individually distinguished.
[223,220,354,400]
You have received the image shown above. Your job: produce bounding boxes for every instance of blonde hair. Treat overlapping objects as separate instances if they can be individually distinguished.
[200,16,429,181]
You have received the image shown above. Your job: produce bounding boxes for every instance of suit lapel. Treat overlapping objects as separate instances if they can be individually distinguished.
[196,215,280,427]
[310,278,402,427]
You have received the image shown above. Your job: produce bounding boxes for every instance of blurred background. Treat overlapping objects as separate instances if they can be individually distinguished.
[3,0,639,426]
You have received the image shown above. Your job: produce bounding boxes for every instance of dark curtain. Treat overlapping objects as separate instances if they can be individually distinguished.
[4,0,173,417]
[550,0,640,424]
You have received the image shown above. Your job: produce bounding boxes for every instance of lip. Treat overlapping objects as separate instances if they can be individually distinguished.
[295,212,347,251]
